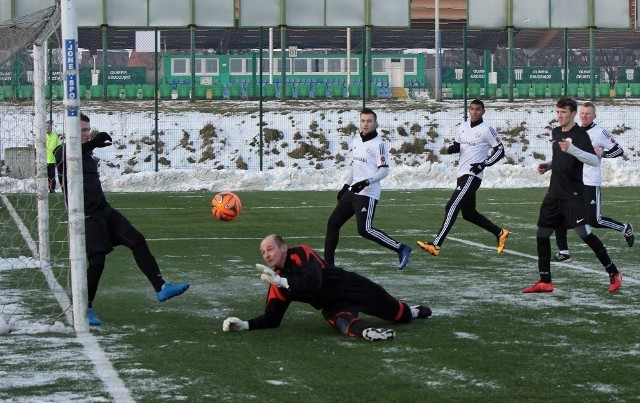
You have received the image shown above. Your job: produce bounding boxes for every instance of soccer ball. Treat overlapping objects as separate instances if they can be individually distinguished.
[211,191,242,221]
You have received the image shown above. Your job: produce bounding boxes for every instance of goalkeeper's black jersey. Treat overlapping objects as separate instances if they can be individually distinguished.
[548,124,595,200]
[248,245,377,330]
[55,144,108,215]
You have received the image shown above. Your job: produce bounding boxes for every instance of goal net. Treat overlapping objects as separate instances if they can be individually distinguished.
[0,3,72,333]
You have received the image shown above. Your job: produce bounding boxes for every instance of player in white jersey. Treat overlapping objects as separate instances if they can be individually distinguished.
[417,99,509,256]
[553,102,634,262]
[324,108,411,270]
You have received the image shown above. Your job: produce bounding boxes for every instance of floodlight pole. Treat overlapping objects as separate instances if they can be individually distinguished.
[101,25,107,100]
[507,0,514,102]
[61,0,89,332]
[362,26,367,107]
[280,0,286,99]
[346,28,351,86]
[280,25,287,100]
[435,0,442,101]
[190,25,196,102]
[563,28,569,96]
[259,27,264,172]
[154,28,159,172]
[588,0,596,100]
[366,26,372,101]
[269,28,274,84]
[589,27,595,100]
[463,25,468,120]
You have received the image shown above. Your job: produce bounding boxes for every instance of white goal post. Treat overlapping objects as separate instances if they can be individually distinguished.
[0,0,89,333]
[60,0,89,332]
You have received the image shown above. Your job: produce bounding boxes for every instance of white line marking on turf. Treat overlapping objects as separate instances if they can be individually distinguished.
[449,236,640,284]
[77,332,135,402]
[1,195,75,323]
[1,195,134,402]
[1,194,39,255]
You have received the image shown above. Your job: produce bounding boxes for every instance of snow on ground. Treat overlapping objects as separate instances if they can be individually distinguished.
[1,99,639,193]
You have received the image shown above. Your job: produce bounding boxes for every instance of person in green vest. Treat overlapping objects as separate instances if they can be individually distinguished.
[45,120,62,193]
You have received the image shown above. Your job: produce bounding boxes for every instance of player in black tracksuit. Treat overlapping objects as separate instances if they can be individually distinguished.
[222,235,431,341]
[523,97,621,293]
[55,113,189,325]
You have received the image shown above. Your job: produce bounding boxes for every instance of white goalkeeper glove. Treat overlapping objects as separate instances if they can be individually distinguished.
[256,263,290,289]
[222,317,249,332]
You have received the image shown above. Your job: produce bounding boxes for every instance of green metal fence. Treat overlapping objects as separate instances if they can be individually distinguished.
[2,26,640,174]
[2,27,640,102]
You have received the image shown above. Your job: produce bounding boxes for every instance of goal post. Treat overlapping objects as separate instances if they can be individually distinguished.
[60,0,88,332]
[0,1,88,333]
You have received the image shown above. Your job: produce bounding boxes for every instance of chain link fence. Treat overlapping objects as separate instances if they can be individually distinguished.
[1,26,640,174]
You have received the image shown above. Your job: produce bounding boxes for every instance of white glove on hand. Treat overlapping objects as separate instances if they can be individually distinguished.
[223,317,249,332]
[256,263,290,289]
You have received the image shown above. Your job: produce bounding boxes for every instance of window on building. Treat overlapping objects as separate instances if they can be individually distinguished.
[311,59,324,73]
[349,58,359,73]
[172,58,188,75]
[204,59,218,74]
[404,58,415,73]
[328,58,342,73]
[294,58,307,73]
[372,58,385,73]
[270,59,291,74]
[229,58,244,73]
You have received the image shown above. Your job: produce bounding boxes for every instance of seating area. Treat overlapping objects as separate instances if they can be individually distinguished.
[43,79,390,101]
[0,77,399,101]
[215,77,394,99]
[443,82,640,99]
[8,80,639,101]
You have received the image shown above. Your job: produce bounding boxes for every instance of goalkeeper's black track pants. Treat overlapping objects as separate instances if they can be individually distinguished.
[321,271,412,337]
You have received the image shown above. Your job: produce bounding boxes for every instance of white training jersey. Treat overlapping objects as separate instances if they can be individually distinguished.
[583,123,617,186]
[455,120,501,179]
[348,133,388,200]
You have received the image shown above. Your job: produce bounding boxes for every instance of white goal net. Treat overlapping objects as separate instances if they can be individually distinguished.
[0,3,73,333]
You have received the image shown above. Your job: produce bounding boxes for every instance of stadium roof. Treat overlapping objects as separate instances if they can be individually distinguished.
[75,0,640,53]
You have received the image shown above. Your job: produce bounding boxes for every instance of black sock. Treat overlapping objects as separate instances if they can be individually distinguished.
[537,236,552,282]
[583,233,614,270]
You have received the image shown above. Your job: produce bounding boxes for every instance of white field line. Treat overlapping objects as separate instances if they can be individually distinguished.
[1,194,134,402]
[77,332,135,403]
[449,236,640,284]
[1,195,73,324]
[1,194,39,256]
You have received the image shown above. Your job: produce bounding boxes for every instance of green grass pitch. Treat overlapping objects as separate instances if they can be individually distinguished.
[1,187,639,401]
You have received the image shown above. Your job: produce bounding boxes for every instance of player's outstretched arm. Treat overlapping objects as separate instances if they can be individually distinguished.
[222,317,249,331]
[82,131,112,152]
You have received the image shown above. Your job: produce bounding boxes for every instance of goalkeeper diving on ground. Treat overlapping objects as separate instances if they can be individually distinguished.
[222,234,431,341]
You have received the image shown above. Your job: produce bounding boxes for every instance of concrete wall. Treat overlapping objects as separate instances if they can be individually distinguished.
[4,147,35,179]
